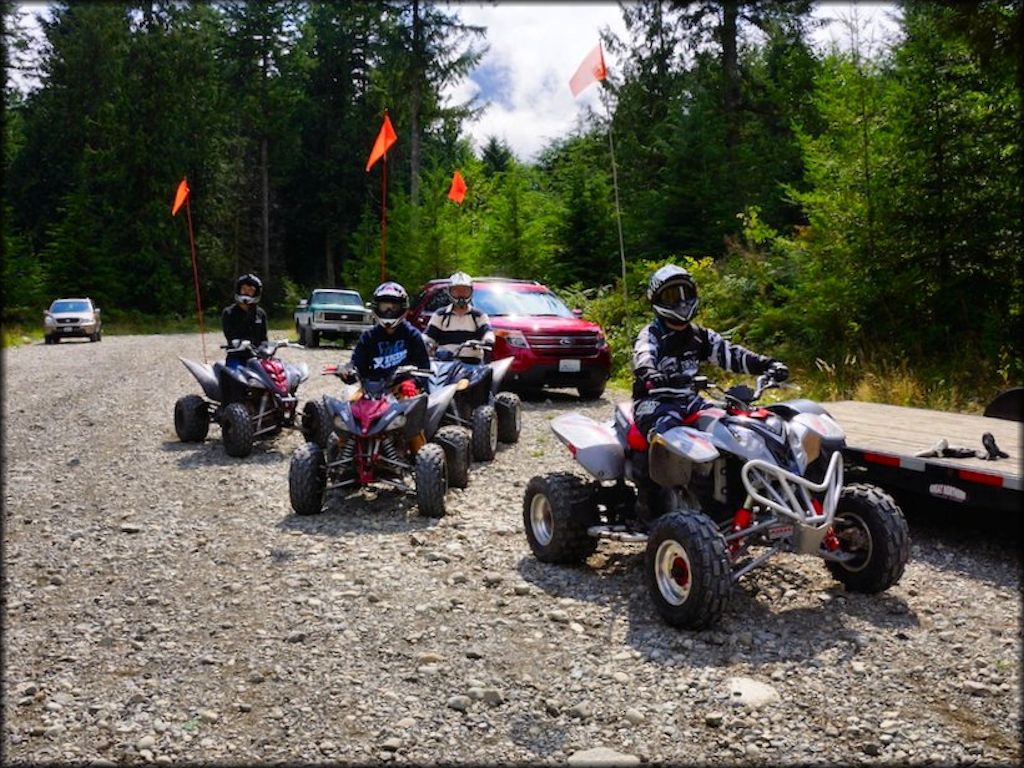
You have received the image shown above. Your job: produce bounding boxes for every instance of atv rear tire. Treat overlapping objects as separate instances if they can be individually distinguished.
[435,426,471,489]
[290,442,326,516]
[471,404,497,461]
[495,391,522,443]
[826,483,910,593]
[221,402,254,458]
[415,442,447,517]
[301,398,334,448]
[645,511,732,630]
[523,473,599,564]
[174,394,209,442]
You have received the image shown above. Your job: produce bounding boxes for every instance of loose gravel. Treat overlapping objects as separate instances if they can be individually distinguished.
[2,333,1021,765]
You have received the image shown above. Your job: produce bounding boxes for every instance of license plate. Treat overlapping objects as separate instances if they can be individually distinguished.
[558,359,581,373]
[63,327,75,333]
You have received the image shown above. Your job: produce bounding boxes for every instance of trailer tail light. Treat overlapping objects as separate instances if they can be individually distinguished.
[863,452,900,467]
[957,469,1003,487]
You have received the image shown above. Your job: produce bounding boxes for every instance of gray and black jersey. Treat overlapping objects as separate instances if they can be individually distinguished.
[632,318,774,400]
[425,305,495,361]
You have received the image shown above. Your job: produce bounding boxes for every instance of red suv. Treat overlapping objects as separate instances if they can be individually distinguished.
[408,277,612,399]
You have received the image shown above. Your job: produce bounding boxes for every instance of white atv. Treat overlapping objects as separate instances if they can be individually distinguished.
[522,370,910,629]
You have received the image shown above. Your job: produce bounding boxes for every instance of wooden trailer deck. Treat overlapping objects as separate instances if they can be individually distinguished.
[824,400,1022,511]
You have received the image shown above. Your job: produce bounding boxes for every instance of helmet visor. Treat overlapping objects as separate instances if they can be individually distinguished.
[375,300,404,320]
[654,282,694,306]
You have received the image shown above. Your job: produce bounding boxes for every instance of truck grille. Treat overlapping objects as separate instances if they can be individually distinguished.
[324,312,365,322]
[524,331,601,357]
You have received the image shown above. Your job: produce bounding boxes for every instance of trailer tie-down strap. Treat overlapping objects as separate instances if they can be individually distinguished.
[914,432,1009,461]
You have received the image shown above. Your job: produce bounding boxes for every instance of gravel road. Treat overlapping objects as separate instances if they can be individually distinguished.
[2,333,1020,766]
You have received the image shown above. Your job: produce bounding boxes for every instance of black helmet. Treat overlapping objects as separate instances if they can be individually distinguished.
[448,271,473,308]
[371,281,409,328]
[235,273,263,305]
[648,264,698,325]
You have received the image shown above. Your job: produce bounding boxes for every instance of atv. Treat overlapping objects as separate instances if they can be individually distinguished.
[174,339,309,458]
[290,364,465,518]
[427,340,523,461]
[522,368,910,630]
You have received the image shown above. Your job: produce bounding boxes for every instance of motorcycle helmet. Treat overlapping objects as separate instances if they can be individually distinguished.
[647,264,698,325]
[235,273,263,305]
[448,271,473,308]
[371,281,409,328]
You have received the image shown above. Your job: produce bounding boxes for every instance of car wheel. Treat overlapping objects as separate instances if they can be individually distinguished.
[308,328,320,348]
[578,380,606,400]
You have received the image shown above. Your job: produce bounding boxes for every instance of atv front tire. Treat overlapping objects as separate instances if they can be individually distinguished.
[435,426,471,489]
[221,402,254,458]
[174,394,210,442]
[826,483,910,593]
[645,511,732,629]
[301,398,334,448]
[289,442,326,515]
[471,404,497,461]
[415,442,447,517]
[522,473,599,564]
[495,391,522,443]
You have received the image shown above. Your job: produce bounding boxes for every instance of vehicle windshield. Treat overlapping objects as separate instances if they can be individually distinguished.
[472,286,574,318]
[50,300,91,313]
[312,291,361,307]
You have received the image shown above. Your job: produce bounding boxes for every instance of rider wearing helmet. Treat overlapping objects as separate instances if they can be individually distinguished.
[222,273,268,369]
[345,281,431,386]
[631,264,788,521]
[425,271,495,362]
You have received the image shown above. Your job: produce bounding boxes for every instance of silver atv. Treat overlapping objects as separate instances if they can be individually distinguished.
[522,371,910,630]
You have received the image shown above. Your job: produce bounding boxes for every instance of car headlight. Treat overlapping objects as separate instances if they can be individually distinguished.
[496,329,529,349]
[315,311,324,322]
[44,315,56,327]
[595,330,608,349]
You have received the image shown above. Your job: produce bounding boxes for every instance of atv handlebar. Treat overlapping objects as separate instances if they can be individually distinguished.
[220,339,298,358]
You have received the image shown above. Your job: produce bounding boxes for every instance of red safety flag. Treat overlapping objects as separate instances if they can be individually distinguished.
[172,178,190,216]
[569,42,607,98]
[448,171,467,204]
[365,113,398,172]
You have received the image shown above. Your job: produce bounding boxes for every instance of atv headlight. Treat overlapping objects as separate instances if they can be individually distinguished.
[787,421,818,474]
[727,425,760,452]
[334,415,345,432]
[388,414,407,432]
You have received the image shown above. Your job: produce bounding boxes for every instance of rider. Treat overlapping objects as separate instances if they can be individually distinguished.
[425,271,495,362]
[631,264,788,520]
[342,281,431,392]
[221,273,268,369]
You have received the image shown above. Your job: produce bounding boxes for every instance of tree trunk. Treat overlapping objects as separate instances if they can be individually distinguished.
[261,135,270,283]
[410,0,422,206]
[325,234,335,286]
[721,0,740,171]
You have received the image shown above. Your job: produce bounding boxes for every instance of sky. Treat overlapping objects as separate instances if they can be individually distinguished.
[9,2,901,162]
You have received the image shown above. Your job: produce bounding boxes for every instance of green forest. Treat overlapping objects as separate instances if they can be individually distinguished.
[2,1,1021,407]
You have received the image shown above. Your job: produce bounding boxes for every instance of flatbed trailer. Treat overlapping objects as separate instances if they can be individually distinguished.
[825,401,1021,514]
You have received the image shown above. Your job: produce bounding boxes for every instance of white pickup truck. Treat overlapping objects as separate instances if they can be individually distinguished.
[293,288,373,348]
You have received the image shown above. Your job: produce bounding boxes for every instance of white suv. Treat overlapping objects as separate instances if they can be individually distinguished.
[44,297,103,344]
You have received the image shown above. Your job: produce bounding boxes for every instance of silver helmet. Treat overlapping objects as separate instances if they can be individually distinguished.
[647,265,698,325]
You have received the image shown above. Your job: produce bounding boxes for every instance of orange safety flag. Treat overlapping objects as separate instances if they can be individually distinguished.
[365,113,398,172]
[172,178,190,216]
[569,42,607,98]
[448,171,467,204]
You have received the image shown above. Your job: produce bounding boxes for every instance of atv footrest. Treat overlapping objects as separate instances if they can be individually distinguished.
[586,524,648,543]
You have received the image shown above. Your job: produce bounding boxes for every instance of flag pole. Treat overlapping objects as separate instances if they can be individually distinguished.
[602,91,628,308]
[381,153,388,282]
[184,191,208,364]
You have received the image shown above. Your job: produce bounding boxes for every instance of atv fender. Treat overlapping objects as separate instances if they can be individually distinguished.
[180,357,222,402]
[490,357,514,393]
[287,361,310,392]
[550,412,624,481]
[649,426,720,488]
[426,383,459,437]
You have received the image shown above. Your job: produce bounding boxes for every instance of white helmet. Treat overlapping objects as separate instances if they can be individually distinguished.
[647,265,698,325]
[371,281,409,328]
[448,271,473,307]
[235,273,263,305]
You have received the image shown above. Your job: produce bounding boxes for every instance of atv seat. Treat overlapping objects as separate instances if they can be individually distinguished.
[615,401,649,452]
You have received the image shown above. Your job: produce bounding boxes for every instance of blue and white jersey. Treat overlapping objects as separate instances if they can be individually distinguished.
[351,320,431,380]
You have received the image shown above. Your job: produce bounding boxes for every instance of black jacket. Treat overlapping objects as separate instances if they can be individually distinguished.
[221,303,268,363]
[350,320,431,380]
[632,318,774,399]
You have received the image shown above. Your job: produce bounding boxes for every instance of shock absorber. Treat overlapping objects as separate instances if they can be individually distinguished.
[380,437,402,464]
[336,438,356,465]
